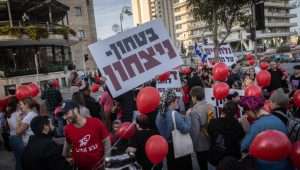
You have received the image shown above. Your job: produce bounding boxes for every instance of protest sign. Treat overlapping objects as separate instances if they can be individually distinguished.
[204,88,244,107]
[156,71,182,96]
[197,44,236,67]
[89,20,183,97]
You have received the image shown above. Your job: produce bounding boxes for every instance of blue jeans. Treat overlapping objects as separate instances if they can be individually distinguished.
[9,135,24,170]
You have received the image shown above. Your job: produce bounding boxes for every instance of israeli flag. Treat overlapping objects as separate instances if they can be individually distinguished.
[194,42,207,63]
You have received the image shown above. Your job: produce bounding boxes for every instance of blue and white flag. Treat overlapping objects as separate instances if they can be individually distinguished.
[194,42,207,63]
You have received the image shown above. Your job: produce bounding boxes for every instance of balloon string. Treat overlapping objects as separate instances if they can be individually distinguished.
[92,122,136,170]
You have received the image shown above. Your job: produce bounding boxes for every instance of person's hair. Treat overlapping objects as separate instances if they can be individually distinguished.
[240,96,264,112]
[217,156,242,170]
[21,97,40,111]
[30,116,50,135]
[190,86,205,101]
[136,115,151,129]
[223,101,238,119]
[5,96,18,117]
[72,92,85,106]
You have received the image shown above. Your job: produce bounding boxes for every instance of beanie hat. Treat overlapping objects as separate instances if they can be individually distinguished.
[269,88,289,108]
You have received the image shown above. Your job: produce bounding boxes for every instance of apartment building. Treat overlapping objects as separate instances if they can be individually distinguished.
[131,0,176,42]
[173,0,298,53]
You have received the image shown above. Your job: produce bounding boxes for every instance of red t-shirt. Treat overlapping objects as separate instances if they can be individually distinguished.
[64,118,109,170]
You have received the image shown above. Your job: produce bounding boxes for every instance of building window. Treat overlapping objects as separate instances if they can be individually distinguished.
[74,7,82,16]
[79,30,86,39]
[176,24,182,29]
[175,16,181,21]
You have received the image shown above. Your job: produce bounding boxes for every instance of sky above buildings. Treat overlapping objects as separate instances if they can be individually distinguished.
[94,0,133,40]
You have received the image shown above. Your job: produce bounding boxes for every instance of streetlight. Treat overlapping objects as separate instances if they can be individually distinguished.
[120,6,132,32]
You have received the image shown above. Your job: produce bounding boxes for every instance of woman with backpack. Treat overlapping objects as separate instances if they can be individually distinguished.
[207,101,245,167]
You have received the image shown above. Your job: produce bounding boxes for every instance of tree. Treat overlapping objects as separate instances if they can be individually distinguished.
[188,0,250,49]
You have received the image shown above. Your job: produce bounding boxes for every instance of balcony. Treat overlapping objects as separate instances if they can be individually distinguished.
[173,0,188,8]
[265,22,298,27]
[0,24,78,46]
[265,12,297,18]
[0,62,70,78]
[264,1,297,9]
[256,32,296,39]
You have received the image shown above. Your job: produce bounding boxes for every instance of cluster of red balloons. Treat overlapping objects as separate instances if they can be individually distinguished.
[16,83,40,100]
[212,63,230,100]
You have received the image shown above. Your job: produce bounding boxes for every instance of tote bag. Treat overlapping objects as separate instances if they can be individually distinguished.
[171,111,194,158]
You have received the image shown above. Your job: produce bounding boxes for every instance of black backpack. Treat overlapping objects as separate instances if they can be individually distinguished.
[274,110,300,142]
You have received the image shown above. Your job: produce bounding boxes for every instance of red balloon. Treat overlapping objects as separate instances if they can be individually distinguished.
[213,82,229,100]
[263,100,272,113]
[260,62,269,70]
[248,59,256,65]
[180,66,191,75]
[136,87,160,114]
[245,85,262,97]
[246,54,255,61]
[290,141,300,169]
[294,90,300,107]
[158,71,171,81]
[51,79,60,89]
[27,83,40,97]
[91,83,100,93]
[16,85,32,100]
[256,70,271,87]
[145,135,168,165]
[0,96,9,109]
[249,130,292,161]
[116,122,136,140]
[213,63,229,81]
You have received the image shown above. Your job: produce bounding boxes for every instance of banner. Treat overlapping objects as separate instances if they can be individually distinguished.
[156,71,182,96]
[89,20,183,97]
[197,44,236,67]
[204,88,244,107]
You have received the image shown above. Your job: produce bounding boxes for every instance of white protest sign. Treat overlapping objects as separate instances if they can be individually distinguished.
[156,71,182,96]
[204,88,244,107]
[89,20,183,97]
[201,44,236,67]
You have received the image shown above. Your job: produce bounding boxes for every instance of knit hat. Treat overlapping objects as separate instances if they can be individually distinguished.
[159,89,177,114]
[269,88,289,108]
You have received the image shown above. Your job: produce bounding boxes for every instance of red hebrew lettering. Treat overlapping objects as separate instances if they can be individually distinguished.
[138,47,161,70]
[123,54,145,78]
[103,65,121,91]
[112,61,129,81]
[162,40,176,59]
[154,43,165,55]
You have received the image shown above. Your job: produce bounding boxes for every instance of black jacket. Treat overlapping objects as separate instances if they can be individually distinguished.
[207,117,245,166]
[22,135,72,170]
[84,95,103,119]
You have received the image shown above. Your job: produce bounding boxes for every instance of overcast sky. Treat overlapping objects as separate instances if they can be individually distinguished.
[94,0,133,40]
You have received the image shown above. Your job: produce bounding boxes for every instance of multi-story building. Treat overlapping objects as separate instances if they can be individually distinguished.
[131,0,176,42]
[58,0,98,72]
[0,0,79,96]
[173,0,298,54]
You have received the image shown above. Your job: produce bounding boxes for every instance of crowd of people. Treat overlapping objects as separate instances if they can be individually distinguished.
[0,59,300,170]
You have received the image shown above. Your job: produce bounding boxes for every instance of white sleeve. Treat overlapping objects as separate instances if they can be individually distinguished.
[22,112,37,125]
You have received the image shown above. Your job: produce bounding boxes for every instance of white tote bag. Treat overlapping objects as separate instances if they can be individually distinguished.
[171,111,194,158]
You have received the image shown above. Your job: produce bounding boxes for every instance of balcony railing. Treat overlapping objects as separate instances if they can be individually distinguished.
[265,22,298,27]
[0,62,70,78]
[0,24,77,41]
